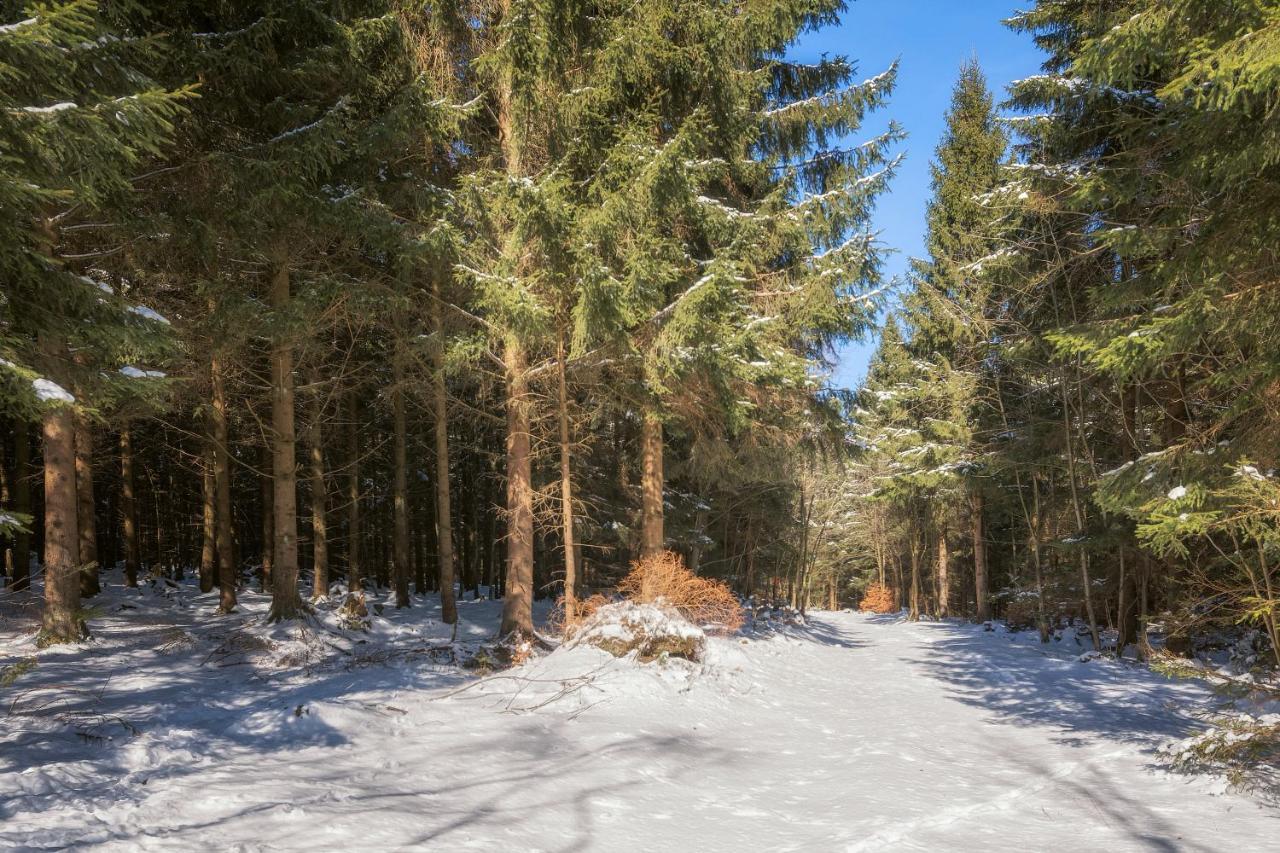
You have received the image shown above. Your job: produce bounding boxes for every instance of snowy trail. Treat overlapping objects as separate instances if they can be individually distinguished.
[3,603,1275,851]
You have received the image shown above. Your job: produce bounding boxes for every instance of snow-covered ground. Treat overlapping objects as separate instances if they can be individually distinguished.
[1,575,1275,851]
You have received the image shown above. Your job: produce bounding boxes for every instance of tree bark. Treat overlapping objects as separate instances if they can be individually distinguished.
[200,440,217,594]
[259,444,273,592]
[73,414,99,597]
[308,377,329,600]
[267,258,302,621]
[556,335,578,623]
[11,418,31,590]
[936,525,949,618]
[211,351,238,612]
[391,351,411,609]
[908,531,922,621]
[120,427,140,588]
[499,339,534,638]
[40,338,85,643]
[971,490,989,621]
[430,282,457,625]
[346,392,362,592]
[639,410,664,559]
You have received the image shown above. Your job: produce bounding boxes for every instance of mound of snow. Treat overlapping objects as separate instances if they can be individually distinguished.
[570,601,706,662]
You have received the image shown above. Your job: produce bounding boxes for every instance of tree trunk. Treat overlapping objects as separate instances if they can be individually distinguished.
[267,258,302,621]
[971,489,989,621]
[936,525,949,618]
[200,440,217,594]
[259,444,273,592]
[557,335,578,623]
[211,351,238,612]
[639,410,664,559]
[120,427,140,588]
[430,282,457,625]
[308,378,329,600]
[346,392,362,592]
[40,340,85,643]
[11,418,31,590]
[499,339,534,638]
[391,351,411,609]
[73,415,99,597]
[908,532,922,621]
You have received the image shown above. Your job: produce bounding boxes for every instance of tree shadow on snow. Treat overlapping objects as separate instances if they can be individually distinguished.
[899,621,1217,751]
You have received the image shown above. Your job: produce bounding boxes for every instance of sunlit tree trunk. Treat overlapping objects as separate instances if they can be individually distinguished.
[499,339,534,637]
[40,336,85,643]
[639,411,664,559]
[556,335,578,622]
[430,280,457,625]
[199,441,217,594]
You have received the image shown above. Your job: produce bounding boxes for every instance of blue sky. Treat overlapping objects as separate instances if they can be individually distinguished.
[791,1,1046,389]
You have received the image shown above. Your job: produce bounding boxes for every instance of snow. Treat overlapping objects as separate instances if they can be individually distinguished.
[32,378,74,403]
[1,575,1275,850]
[119,366,167,379]
[128,304,170,325]
[22,102,76,114]
[1167,485,1187,500]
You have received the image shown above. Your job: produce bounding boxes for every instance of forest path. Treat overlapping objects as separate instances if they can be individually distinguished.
[3,605,1274,850]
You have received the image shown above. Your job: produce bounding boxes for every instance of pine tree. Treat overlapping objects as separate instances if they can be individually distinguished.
[901,60,1006,619]
[1,2,189,643]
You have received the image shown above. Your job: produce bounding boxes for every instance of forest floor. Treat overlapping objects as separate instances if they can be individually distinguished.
[1,573,1276,851]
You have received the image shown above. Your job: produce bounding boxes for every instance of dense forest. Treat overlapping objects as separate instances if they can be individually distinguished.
[5,1,1280,846]
[834,0,1280,669]
[4,0,1280,663]
[1,0,897,644]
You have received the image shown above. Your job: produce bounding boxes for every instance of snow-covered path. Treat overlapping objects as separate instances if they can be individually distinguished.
[3,603,1275,851]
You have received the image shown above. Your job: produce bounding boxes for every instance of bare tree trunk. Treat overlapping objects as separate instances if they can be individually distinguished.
[40,339,85,643]
[430,285,457,624]
[210,351,237,612]
[391,351,411,609]
[267,258,302,622]
[259,444,273,592]
[557,335,578,623]
[11,418,31,590]
[936,525,949,618]
[688,507,708,574]
[499,339,534,638]
[308,378,328,600]
[74,415,99,597]
[346,392,362,592]
[909,532,922,621]
[120,427,140,588]
[200,441,217,594]
[639,410,664,559]
[971,490,988,621]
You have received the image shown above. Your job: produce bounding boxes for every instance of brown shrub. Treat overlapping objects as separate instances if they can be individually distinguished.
[616,551,743,634]
[549,593,612,635]
[858,583,896,614]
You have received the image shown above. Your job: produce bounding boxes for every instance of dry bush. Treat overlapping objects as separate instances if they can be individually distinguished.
[616,551,743,634]
[550,593,612,635]
[858,583,895,614]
